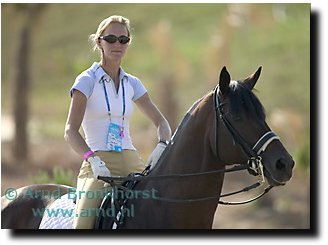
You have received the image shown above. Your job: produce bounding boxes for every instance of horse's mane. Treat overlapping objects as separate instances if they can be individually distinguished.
[170,96,204,141]
[171,81,266,143]
[228,81,266,121]
[158,85,265,167]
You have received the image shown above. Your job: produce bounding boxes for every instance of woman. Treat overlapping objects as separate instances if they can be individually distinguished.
[64,15,172,229]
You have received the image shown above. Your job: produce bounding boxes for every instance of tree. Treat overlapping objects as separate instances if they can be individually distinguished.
[12,4,47,161]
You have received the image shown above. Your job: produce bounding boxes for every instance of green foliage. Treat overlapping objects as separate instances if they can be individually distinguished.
[31,166,74,186]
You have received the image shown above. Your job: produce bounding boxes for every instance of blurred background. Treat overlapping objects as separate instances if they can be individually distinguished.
[1,3,310,229]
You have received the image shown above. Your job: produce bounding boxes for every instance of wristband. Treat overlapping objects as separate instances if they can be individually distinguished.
[83,150,94,160]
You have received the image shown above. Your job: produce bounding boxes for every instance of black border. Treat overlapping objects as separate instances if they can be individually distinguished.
[309,10,319,237]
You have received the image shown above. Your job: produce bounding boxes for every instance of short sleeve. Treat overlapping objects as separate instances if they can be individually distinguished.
[129,76,147,101]
[70,74,95,98]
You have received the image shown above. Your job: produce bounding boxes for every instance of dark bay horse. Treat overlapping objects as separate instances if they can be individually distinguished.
[1,66,294,229]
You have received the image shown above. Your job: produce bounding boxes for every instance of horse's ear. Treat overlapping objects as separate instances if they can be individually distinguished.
[219,66,231,94]
[244,66,262,90]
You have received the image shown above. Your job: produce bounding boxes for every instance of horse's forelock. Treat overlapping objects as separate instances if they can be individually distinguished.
[228,81,266,121]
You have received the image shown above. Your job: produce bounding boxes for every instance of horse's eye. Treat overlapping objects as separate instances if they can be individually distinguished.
[219,103,228,113]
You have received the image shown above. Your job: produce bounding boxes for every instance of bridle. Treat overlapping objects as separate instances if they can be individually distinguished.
[99,85,281,205]
[213,84,280,183]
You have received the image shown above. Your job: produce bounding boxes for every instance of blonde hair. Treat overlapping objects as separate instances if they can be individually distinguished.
[89,15,132,51]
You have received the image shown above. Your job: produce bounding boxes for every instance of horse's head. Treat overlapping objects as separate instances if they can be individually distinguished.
[213,66,294,186]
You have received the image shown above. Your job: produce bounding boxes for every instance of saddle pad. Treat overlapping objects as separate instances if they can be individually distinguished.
[39,194,75,229]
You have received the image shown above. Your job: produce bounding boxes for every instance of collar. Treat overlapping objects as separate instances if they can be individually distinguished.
[91,62,128,83]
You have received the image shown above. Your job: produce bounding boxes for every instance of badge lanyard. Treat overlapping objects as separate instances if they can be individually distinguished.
[101,76,126,137]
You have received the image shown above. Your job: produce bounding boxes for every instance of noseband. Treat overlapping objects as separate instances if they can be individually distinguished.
[213,85,280,182]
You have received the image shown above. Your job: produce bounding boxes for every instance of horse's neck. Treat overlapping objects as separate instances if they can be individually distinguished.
[124,94,225,228]
[155,93,222,175]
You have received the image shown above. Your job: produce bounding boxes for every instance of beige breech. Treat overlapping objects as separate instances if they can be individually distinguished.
[72,150,145,229]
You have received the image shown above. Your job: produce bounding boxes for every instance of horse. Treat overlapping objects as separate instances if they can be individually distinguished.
[1,66,294,229]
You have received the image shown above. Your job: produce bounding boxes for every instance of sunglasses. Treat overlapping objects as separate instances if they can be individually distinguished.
[99,34,130,44]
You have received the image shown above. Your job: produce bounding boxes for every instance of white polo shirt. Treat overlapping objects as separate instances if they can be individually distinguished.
[70,62,147,152]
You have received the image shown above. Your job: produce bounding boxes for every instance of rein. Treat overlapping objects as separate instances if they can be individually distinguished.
[98,163,248,182]
[100,174,272,205]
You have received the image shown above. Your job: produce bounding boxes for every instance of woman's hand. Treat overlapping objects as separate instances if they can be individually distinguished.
[146,141,168,170]
[87,156,111,180]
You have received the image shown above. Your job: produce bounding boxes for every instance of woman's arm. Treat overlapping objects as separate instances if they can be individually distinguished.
[134,92,172,142]
[64,90,93,157]
[135,92,172,169]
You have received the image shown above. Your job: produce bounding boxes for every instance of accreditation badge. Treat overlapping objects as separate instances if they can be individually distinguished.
[106,122,123,152]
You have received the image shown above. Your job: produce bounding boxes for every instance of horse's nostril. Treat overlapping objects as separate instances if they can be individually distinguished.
[291,159,295,169]
[276,159,286,170]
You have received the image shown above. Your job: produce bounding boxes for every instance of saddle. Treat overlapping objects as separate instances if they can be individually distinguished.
[94,172,144,229]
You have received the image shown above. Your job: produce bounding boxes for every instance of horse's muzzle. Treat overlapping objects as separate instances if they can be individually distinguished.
[265,156,295,186]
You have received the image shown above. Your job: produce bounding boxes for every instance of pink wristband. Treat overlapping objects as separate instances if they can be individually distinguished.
[83,150,94,160]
